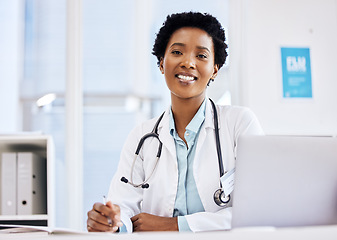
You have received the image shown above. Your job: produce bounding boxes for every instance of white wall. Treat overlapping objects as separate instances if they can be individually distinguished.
[229,0,337,136]
[0,0,23,133]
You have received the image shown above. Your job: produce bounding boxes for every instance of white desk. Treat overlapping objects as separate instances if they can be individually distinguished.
[1,225,337,240]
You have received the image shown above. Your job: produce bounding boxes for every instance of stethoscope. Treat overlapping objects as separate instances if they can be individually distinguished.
[121,98,231,207]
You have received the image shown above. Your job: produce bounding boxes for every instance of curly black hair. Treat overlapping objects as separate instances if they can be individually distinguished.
[152,12,228,69]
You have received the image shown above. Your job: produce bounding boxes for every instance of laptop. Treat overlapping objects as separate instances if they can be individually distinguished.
[231,135,337,228]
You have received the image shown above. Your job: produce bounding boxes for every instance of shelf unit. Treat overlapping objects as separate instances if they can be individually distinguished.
[0,134,54,228]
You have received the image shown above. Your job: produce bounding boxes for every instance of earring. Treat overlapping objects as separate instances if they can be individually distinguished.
[207,79,214,86]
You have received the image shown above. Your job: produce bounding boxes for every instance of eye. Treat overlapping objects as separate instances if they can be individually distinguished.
[197,54,208,59]
[171,50,182,55]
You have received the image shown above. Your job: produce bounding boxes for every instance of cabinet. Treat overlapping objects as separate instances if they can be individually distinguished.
[0,134,54,228]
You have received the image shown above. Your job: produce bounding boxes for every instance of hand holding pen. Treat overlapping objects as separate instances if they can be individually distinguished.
[102,196,123,232]
[87,196,123,232]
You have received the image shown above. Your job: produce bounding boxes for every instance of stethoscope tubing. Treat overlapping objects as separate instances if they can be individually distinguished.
[129,154,160,188]
[125,112,165,188]
[135,132,163,157]
[209,99,224,177]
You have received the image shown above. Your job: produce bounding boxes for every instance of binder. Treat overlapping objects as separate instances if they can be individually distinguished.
[17,152,47,215]
[1,153,17,215]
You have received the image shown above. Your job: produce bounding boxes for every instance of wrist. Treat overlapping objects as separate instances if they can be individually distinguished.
[171,217,179,231]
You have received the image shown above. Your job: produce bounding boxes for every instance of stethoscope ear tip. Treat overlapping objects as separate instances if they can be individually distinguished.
[121,176,150,188]
[121,177,128,183]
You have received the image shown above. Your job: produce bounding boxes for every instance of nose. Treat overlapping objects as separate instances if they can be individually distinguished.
[180,54,196,69]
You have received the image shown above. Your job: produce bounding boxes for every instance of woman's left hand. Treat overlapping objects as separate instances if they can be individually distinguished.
[131,213,178,232]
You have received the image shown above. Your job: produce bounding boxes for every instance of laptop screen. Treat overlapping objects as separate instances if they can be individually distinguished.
[232,135,337,228]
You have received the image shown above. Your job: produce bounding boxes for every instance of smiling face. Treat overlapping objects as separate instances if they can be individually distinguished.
[160,27,218,102]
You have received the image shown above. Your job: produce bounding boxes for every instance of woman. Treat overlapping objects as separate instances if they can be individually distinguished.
[87,12,264,233]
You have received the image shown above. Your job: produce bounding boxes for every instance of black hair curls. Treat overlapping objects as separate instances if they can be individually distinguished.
[152,12,228,69]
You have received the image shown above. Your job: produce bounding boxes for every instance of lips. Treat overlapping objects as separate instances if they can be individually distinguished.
[175,74,197,83]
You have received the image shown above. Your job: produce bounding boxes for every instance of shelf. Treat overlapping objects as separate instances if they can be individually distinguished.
[0,214,48,221]
[0,134,54,228]
[0,135,48,156]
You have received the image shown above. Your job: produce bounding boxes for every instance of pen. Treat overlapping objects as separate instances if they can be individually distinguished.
[103,195,113,227]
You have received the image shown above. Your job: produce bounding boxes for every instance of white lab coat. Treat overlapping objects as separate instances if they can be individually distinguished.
[108,99,264,233]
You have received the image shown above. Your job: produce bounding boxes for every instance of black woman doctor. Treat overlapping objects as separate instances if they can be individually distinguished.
[87,12,264,233]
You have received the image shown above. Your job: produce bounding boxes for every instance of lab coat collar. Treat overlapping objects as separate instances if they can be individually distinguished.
[156,98,219,159]
[157,98,218,133]
[157,109,176,159]
[195,98,217,162]
[204,98,217,130]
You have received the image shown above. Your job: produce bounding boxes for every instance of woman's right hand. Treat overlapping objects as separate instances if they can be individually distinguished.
[87,201,123,232]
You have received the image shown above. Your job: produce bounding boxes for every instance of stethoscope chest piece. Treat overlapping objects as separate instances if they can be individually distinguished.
[213,188,231,207]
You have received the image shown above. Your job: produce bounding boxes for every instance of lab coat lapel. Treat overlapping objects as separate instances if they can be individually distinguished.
[158,109,176,160]
[195,99,215,163]
[194,100,221,211]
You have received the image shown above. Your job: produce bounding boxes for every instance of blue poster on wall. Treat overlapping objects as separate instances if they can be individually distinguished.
[281,47,312,98]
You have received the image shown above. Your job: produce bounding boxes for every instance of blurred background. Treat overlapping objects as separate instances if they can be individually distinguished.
[1,0,336,231]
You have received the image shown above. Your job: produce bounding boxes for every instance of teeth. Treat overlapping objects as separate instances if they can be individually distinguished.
[177,75,195,81]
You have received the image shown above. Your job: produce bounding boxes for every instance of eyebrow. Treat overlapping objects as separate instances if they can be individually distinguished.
[169,42,211,53]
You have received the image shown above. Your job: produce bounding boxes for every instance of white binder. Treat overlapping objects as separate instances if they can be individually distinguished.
[1,152,17,215]
[17,152,47,215]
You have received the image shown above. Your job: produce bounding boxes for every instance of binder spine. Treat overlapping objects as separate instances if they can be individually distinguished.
[17,152,47,215]
[1,153,17,215]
